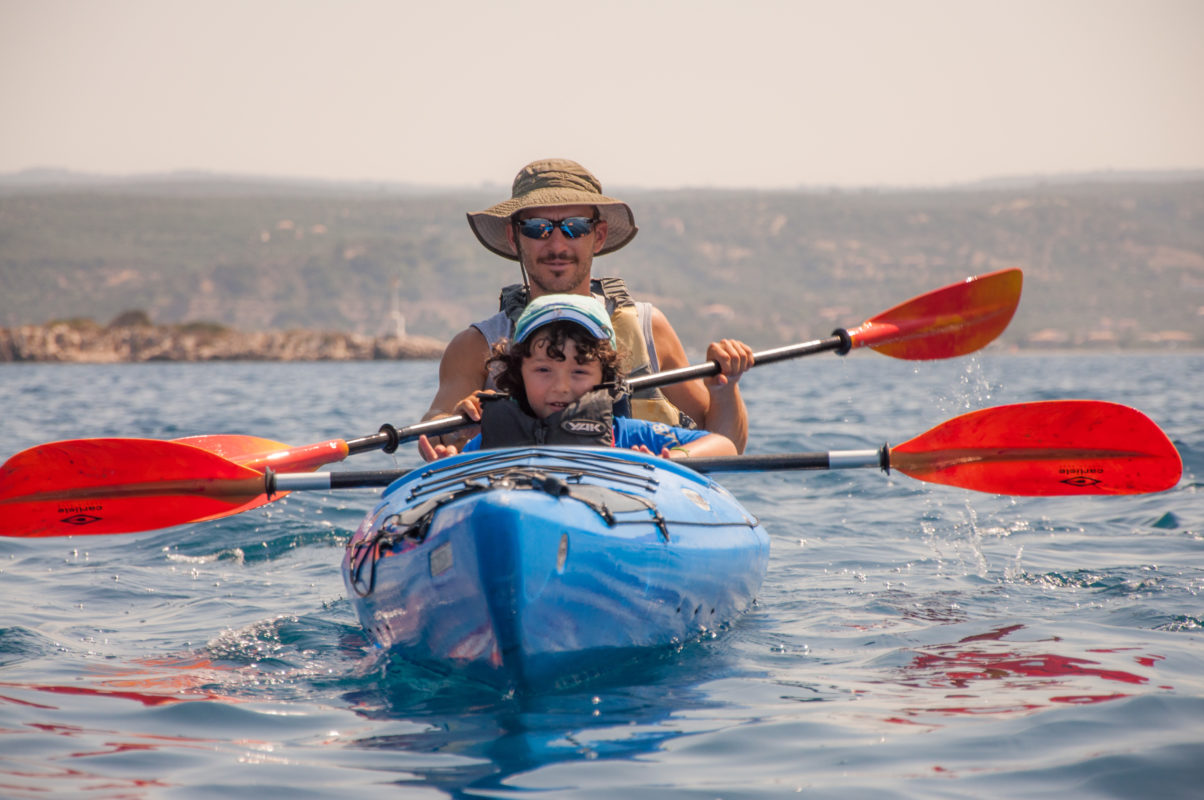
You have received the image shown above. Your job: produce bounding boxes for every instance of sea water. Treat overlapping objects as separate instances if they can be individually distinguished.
[1,353,1201,799]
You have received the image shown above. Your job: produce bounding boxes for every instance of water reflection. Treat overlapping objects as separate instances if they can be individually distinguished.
[886,623,1166,720]
[0,665,229,798]
[337,643,742,796]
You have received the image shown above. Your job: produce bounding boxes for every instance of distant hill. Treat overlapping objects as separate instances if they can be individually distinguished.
[0,167,473,196]
[1,172,1200,354]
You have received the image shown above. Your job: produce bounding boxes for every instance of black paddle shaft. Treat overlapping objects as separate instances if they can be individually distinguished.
[266,444,889,494]
[626,330,851,393]
[684,446,887,474]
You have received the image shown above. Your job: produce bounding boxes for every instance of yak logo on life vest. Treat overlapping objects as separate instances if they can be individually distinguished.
[561,419,608,436]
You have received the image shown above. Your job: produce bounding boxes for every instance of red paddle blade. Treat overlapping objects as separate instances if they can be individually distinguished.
[172,434,292,460]
[0,439,270,537]
[173,434,350,472]
[846,268,1022,359]
[890,401,1182,495]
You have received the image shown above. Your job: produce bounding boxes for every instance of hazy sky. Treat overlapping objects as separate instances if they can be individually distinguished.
[2,0,1202,189]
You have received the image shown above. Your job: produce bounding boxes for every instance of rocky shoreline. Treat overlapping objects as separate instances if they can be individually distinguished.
[0,322,445,363]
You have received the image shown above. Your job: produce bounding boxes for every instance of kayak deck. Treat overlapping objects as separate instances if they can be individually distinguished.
[342,447,770,690]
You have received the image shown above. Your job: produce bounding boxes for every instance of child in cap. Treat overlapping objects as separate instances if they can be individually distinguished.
[418,294,739,461]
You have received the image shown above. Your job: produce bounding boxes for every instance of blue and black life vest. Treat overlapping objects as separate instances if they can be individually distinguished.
[478,389,618,449]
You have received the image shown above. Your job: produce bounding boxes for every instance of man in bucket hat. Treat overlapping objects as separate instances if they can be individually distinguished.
[421,158,754,454]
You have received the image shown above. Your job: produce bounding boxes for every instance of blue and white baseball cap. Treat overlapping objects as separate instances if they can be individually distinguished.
[513,294,616,348]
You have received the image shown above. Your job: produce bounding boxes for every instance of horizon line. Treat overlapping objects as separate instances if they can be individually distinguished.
[3,165,1204,193]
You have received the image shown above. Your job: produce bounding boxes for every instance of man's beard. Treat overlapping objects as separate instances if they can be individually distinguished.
[525,252,592,295]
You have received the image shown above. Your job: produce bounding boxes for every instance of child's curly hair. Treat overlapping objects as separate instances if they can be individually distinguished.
[488,320,624,415]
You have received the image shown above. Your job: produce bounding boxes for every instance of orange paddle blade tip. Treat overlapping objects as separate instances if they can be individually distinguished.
[174,434,349,472]
[0,438,272,537]
[847,268,1023,360]
[890,400,1182,496]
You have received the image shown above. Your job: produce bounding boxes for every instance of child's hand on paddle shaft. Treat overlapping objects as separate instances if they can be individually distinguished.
[456,391,496,422]
[417,392,504,462]
[418,435,460,461]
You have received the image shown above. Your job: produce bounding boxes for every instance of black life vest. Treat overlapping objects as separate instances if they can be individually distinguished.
[478,389,616,449]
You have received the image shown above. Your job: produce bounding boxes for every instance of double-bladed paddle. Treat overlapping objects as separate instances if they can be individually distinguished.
[1,401,1181,537]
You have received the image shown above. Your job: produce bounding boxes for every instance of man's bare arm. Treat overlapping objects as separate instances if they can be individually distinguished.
[421,327,491,450]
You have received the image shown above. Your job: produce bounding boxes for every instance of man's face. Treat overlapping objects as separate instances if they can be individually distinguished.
[507,205,608,297]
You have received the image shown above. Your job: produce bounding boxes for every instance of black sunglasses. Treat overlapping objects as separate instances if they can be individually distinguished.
[514,216,599,240]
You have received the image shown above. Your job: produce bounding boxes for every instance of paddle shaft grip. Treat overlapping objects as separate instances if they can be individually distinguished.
[344,416,470,455]
[268,469,401,493]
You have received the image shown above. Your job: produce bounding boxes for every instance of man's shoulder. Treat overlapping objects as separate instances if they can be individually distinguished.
[645,304,686,350]
[441,326,490,362]
[448,325,489,346]
[470,310,512,344]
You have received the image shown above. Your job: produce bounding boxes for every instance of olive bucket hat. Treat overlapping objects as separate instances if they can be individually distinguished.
[466,159,638,261]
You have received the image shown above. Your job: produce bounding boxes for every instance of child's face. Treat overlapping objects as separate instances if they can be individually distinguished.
[521,334,604,419]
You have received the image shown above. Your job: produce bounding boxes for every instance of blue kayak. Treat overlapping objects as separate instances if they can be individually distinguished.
[341,446,770,690]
